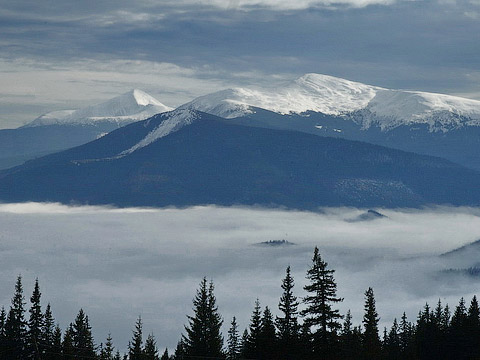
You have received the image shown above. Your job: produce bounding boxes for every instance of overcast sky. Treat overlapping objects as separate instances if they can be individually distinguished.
[0,0,480,128]
[1,203,480,353]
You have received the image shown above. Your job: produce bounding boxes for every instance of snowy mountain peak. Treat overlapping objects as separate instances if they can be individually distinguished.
[180,73,480,131]
[119,109,201,156]
[295,73,381,93]
[127,89,166,107]
[26,90,173,127]
[181,73,381,119]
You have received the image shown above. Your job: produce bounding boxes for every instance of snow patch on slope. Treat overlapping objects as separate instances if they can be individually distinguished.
[119,109,200,156]
[26,90,173,127]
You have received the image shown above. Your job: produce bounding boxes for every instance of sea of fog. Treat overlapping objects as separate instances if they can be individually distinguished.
[0,203,479,353]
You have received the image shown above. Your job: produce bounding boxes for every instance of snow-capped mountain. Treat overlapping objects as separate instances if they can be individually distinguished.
[3,109,480,209]
[181,73,480,131]
[180,74,480,171]
[26,89,172,127]
[0,90,172,170]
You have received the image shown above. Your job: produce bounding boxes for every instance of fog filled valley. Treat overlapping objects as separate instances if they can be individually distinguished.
[1,202,479,355]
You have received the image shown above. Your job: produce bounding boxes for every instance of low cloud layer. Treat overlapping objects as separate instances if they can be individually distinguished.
[0,203,479,353]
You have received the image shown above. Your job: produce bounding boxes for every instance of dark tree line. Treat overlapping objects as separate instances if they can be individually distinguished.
[2,247,480,359]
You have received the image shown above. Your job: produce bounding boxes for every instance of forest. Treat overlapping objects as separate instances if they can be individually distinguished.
[1,246,479,360]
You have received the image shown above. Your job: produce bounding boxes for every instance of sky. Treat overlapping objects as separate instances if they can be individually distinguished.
[1,0,480,128]
[1,203,480,353]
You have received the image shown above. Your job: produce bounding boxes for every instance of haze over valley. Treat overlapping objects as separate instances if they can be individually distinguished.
[1,203,479,352]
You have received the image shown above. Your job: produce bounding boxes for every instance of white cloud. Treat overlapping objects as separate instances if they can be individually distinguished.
[158,0,396,10]
[89,10,166,27]
[0,203,479,352]
[0,58,284,128]
[464,10,480,17]
[0,58,211,107]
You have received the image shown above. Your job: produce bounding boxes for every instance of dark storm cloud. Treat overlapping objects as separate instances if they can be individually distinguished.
[2,0,479,75]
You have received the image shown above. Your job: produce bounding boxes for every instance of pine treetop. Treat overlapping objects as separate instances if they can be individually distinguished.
[183,278,224,358]
[301,247,343,334]
[129,315,143,359]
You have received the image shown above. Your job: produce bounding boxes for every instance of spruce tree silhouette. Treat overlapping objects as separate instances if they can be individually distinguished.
[182,277,224,359]
[301,247,343,359]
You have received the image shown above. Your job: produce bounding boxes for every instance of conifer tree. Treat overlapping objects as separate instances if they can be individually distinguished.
[0,306,6,352]
[100,333,115,360]
[144,333,159,360]
[226,317,240,360]
[173,339,185,360]
[259,306,276,359]
[433,300,443,328]
[63,325,75,360]
[362,287,381,360]
[160,348,170,360]
[129,316,144,360]
[42,303,55,353]
[385,318,401,360]
[301,247,343,359]
[244,299,262,359]
[467,295,480,355]
[71,309,96,359]
[451,297,467,327]
[420,301,447,359]
[415,303,431,359]
[339,310,353,358]
[50,325,63,360]
[27,278,43,359]
[5,275,27,359]
[444,297,469,359]
[442,303,450,330]
[114,350,122,360]
[382,327,388,352]
[276,266,299,359]
[339,310,362,360]
[240,329,249,358]
[432,299,447,358]
[182,278,224,358]
[398,312,413,359]
[341,310,353,337]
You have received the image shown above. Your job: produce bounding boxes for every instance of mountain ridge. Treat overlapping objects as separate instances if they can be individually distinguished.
[25,89,172,127]
[179,74,480,171]
[0,89,172,170]
[180,73,480,132]
[2,109,480,209]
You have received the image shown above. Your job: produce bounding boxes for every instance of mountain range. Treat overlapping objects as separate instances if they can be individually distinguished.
[2,74,480,208]
[181,73,480,127]
[0,90,172,170]
[1,109,480,209]
[181,74,480,170]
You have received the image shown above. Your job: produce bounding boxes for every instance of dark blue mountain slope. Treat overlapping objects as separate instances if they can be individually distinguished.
[0,123,124,170]
[231,108,480,171]
[1,111,479,209]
